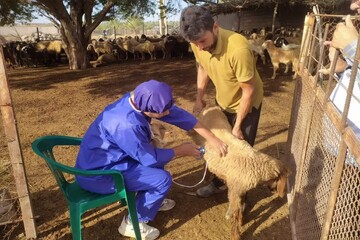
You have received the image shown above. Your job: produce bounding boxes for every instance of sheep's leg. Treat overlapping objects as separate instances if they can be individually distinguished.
[261,54,266,65]
[271,62,279,79]
[292,59,299,79]
[162,49,166,59]
[238,195,245,227]
[284,62,289,74]
[149,51,155,60]
[228,188,242,240]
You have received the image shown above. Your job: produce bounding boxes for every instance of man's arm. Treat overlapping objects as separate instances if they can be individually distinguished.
[194,63,210,114]
[193,120,228,157]
[232,77,256,139]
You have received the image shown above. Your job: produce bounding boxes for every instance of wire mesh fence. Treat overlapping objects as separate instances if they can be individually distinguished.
[287,13,360,240]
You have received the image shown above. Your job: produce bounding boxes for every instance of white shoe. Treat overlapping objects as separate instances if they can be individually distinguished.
[118,216,160,240]
[158,198,176,211]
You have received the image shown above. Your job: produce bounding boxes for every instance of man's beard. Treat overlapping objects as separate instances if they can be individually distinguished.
[204,35,218,53]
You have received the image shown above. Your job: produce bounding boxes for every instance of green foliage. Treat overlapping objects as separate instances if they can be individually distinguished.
[0,0,34,26]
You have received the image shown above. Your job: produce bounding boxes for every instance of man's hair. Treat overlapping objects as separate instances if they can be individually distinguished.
[180,5,214,42]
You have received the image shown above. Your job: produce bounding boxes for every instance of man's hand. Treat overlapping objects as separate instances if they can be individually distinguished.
[328,15,359,51]
[173,143,201,158]
[232,125,244,140]
[193,99,206,115]
[207,136,228,157]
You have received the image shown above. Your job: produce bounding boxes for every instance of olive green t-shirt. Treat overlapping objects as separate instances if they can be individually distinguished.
[191,27,263,113]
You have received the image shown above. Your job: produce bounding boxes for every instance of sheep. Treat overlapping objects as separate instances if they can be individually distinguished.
[152,40,166,59]
[122,38,140,60]
[133,40,156,60]
[35,40,64,64]
[89,53,117,68]
[262,40,300,80]
[86,40,113,59]
[194,106,291,240]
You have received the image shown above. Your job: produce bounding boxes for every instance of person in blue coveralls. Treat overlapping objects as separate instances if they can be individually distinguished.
[75,80,228,240]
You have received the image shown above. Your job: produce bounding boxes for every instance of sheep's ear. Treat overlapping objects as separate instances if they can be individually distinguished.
[276,174,287,198]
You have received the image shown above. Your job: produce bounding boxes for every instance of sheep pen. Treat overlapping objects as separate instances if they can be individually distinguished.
[1,58,295,240]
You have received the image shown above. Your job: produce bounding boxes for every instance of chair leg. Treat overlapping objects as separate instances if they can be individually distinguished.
[69,206,82,240]
[126,193,142,240]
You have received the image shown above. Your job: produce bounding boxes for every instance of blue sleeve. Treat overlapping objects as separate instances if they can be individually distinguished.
[159,105,198,131]
[112,124,174,168]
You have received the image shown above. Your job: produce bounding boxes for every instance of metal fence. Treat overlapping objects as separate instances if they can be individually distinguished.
[286,14,360,240]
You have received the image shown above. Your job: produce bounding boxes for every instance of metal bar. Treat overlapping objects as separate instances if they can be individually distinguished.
[315,24,330,85]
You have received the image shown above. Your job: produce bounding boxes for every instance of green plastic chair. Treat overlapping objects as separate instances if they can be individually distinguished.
[31,135,141,240]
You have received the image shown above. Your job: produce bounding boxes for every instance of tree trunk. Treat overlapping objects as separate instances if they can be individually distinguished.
[34,0,115,70]
[66,40,88,70]
[59,19,90,70]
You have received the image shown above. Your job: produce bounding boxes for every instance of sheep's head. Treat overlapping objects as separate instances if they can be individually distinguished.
[261,40,274,50]
[263,161,291,198]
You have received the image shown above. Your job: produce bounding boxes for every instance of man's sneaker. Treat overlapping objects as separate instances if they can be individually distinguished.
[196,182,227,197]
[158,198,176,211]
[118,216,160,240]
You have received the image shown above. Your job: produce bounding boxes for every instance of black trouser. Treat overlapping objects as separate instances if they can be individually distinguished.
[212,104,262,188]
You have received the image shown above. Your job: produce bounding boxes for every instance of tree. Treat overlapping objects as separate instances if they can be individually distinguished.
[2,0,182,70]
[0,0,33,25]
[19,0,158,69]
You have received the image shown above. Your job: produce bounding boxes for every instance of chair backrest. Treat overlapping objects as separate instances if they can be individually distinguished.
[32,135,128,197]
[31,135,82,195]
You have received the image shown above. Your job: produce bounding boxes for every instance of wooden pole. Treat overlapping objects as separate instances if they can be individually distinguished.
[271,2,278,34]
[36,27,40,41]
[0,47,37,238]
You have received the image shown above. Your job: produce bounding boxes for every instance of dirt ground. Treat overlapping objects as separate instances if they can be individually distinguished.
[1,56,295,240]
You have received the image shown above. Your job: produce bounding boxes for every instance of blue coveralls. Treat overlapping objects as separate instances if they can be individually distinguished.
[76,92,197,222]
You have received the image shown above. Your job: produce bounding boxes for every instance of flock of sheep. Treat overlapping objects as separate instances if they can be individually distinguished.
[87,34,191,67]
[2,25,303,79]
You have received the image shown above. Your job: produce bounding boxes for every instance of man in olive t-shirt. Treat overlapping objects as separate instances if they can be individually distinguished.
[180,5,264,197]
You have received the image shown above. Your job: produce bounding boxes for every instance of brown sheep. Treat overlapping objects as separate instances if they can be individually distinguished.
[90,53,117,68]
[133,40,155,60]
[195,106,291,240]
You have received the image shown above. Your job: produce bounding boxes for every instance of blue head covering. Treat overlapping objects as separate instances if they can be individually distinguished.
[134,80,174,113]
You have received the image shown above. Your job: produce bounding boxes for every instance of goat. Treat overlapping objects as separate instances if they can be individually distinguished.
[194,106,291,240]
[262,40,300,79]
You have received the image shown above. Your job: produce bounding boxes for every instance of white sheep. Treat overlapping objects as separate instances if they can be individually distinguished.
[194,106,291,240]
